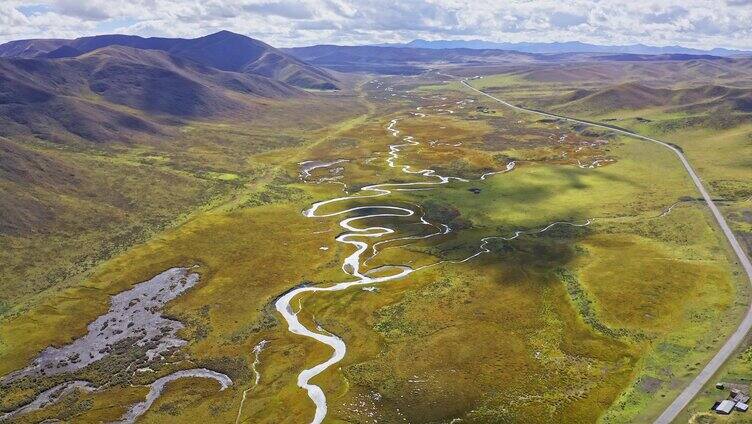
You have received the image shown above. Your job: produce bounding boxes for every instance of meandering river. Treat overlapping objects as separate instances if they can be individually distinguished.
[276,91,594,423]
[274,97,523,423]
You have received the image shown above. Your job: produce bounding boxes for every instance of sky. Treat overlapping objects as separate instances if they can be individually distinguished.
[1,0,751,50]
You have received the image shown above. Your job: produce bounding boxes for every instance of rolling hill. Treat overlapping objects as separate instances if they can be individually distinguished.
[505,59,752,86]
[558,82,752,114]
[0,31,339,90]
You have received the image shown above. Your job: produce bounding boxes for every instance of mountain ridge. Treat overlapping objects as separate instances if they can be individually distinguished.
[0,44,302,144]
[0,31,339,90]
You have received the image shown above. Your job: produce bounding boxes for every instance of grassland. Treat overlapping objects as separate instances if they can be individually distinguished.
[467,67,752,422]
[0,70,747,423]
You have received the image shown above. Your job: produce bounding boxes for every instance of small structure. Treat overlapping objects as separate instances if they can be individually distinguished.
[715,400,735,415]
[712,384,751,415]
[731,389,750,404]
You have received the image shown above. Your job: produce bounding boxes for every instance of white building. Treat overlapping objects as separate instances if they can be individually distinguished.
[715,400,735,414]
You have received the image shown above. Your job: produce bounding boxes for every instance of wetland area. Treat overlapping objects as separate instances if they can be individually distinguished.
[1,64,750,424]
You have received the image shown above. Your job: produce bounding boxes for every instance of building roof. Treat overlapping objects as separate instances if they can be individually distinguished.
[733,393,750,403]
[737,402,749,412]
[716,400,735,414]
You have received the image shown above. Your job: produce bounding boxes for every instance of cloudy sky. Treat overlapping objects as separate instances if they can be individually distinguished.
[2,0,751,49]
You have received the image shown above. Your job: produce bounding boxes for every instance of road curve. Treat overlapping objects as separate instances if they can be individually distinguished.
[460,79,752,423]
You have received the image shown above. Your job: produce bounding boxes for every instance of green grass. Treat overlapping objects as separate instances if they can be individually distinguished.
[463,69,752,422]
[0,73,747,424]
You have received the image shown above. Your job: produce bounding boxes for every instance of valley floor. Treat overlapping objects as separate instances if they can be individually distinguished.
[1,72,749,423]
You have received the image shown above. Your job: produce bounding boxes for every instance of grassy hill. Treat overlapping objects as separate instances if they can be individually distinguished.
[556,82,752,114]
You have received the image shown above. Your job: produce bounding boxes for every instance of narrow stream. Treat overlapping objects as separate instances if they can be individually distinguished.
[235,340,270,424]
[0,381,95,422]
[116,368,232,424]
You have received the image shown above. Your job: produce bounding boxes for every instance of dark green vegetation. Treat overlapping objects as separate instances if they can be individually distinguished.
[0,36,750,423]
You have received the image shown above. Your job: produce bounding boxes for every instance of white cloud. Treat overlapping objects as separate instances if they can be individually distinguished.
[53,0,113,20]
[0,0,750,50]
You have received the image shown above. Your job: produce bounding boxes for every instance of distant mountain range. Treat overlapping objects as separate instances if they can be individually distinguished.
[378,39,752,57]
[284,44,732,77]
[0,31,339,90]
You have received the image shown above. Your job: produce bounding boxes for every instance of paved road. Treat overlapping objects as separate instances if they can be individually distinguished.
[461,79,752,423]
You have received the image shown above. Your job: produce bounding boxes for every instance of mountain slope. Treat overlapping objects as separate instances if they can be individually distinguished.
[0,31,338,90]
[0,55,161,144]
[0,45,302,143]
[81,45,299,114]
[173,31,338,90]
[0,39,68,58]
